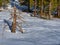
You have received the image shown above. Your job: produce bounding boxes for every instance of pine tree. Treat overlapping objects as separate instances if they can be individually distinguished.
[0,0,2,8]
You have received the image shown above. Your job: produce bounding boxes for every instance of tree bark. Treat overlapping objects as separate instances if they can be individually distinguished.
[28,0,30,12]
[40,0,43,17]
[57,0,60,17]
[34,0,37,16]
[49,0,52,19]
[11,6,16,33]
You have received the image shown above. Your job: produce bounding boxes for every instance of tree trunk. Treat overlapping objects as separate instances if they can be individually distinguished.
[28,0,30,12]
[34,0,37,16]
[57,0,60,17]
[40,0,43,17]
[49,0,52,19]
[11,6,16,33]
[58,6,60,17]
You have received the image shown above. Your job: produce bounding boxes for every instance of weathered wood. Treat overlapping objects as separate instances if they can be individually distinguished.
[11,6,16,33]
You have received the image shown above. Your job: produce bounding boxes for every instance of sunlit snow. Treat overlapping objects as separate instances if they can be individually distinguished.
[0,10,60,45]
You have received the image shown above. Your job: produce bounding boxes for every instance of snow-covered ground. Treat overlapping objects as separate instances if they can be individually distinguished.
[0,10,60,45]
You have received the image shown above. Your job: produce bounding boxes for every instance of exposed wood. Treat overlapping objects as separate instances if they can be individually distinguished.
[11,6,16,33]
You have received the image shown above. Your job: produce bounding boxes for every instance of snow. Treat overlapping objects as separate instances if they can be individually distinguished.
[0,10,60,45]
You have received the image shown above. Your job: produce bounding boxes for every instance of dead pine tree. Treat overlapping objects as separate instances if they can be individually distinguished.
[11,6,16,33]
[9,6,24,33]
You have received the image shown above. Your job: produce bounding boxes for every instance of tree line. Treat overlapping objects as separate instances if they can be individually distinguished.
[0,0,60,19]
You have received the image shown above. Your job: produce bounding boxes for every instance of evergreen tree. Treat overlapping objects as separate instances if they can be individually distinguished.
[0,0,2,8]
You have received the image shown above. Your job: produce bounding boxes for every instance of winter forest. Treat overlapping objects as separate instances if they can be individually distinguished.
[0,0,60,45]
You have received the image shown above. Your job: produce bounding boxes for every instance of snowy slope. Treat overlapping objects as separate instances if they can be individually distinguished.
[0,11,60,45]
